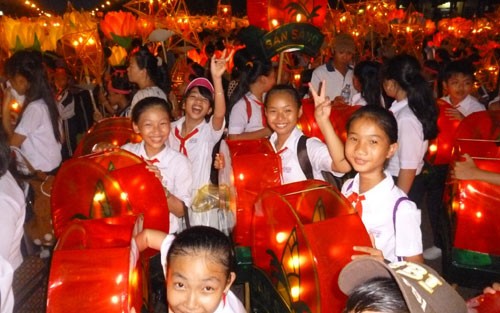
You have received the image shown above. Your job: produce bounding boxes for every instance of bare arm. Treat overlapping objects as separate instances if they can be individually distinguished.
[403,254,424,263]
[135,229,167,252]
[396,168,416,194]
[228,127,272,140]
[9,132,26,148]
[210,50,232,131]
[2,88,14,138]
[309,81,351,173]
[453,154,500,186]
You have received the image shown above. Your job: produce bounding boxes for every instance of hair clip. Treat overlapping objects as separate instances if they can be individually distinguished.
[157,57,163,67]
[246,61,253,68]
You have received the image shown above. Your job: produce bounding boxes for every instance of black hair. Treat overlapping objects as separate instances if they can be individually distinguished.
[6,50,62,143]
[131,96,172,124]
[130,46,171,93]
[228,48,274,108]
[344,277,409,313]
[441,59,476,81]
[188,62,206,82]
[353,60,384,107]
[346,105,398,144]
[264,84,302,109]
[167,226,235,278]
[0,126,10,177]
[109,67,133,98]
[298,69,313,99]
[382,54,438,140]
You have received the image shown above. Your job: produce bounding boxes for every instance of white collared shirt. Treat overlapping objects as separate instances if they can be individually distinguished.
[311,63,355,100]
[441,94,485,117]
[0,171,25,270]
[341,171,422,262]
[14,99,62,172]
[121,142,192,234]
[269,127,342,184]
[228,92,266,134]
[387,98,428,176]
[169,116,225,194]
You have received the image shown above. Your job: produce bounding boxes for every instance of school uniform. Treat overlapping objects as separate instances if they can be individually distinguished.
[341,172,423,263]
[129,86,168,116]
[0,171,26,270]
[269,127,342,184]
[228,92,266,135]
[350,93,367,106]
[121,142,192,234]
[0,255,14,313]
[310,61,355,101]
[159,235,246,313]
[387,98,427,177]
[169,117,229,230]
[441,94,485,116]
[14,99,62,172]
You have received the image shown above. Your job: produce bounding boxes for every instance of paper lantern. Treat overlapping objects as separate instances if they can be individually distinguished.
[252,181,371,312]
[51,149,169,238]
[218,139,282,246]
[247,0,327,31]
[47,216,143,313]
[100,11,138,49]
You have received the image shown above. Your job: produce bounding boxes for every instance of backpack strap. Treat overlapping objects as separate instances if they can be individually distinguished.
[393,196,409,261]
[243,96,252,123]
[297,135,314,180]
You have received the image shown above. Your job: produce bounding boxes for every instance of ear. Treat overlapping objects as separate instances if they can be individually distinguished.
[223,272,237,294]
[386,142,398,159]
[132,123,140,134]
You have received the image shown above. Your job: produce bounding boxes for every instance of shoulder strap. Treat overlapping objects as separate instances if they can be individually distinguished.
[297,135,314,180]
[243,96,252,123]
[393,196,409,261]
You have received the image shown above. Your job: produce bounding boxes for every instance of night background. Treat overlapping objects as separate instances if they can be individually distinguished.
[0,0,496,19]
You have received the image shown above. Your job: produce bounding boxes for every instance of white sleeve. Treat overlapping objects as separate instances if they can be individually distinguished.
[228,99,247,135]
[307,138,344,177]
[397,116,424,170]
[0,198,18,263]
[394,200,423,257]
[169,156,193,208]
[14,102,43,137]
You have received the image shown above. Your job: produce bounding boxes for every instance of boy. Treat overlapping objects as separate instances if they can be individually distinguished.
[424,59,485,260]
[310,33,356,103]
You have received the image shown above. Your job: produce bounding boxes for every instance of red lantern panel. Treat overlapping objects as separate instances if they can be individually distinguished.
[47,216,143,313]
[252,181,371,312]
[298,99,360,143]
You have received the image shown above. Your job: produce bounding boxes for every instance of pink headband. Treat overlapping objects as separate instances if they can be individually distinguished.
[107,80,131,95]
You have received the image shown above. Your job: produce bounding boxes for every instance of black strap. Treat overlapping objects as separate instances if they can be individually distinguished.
[183,204,191,229]
[297,135,314,180]
[393,196,409,261]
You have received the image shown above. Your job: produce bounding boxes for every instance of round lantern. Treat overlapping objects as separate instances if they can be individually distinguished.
[247,0,328,31]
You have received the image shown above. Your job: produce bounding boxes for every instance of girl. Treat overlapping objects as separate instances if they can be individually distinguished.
[106,68,133,117]
[168,52,231,228]
[135,226,246,313]
[351,60,385,107]
[7,50,62,173]
[127,47,169,115]
[228,50,276,140]
[265,83,351,183]
[382,54,438,202]
[121,97,192,234]
[340,105,423,263]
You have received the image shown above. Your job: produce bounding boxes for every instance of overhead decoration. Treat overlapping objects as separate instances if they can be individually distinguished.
[247,0,327,31]
[100,11,138,49]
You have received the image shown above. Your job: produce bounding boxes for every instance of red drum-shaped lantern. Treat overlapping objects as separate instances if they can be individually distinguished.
[252,180,371,312]
[425,99,462,165]
[448,139,500,256]
[471,292,500,313]
[51,149,169,238]
[455,110,500,140]
[297,98,360,142]
[218,139,282,246]
[73,117,141,157]
[47,216,143,313]
[247,0,328,31]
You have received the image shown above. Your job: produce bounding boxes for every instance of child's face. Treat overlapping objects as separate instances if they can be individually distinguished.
[261,68,277,92]
[9,74,30,96]
[127,57,144,84]
[132,105,170,157]
[265,92,301,138]
[345,117,397,176]
[167,253,235,313]
[443,73,474,105]
[184,87,212,120]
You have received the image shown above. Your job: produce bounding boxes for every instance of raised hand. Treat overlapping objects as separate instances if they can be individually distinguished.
[211,49,233,79]
[309,80,332,123]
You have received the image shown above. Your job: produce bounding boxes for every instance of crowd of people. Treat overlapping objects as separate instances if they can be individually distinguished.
[1,26,499,312]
